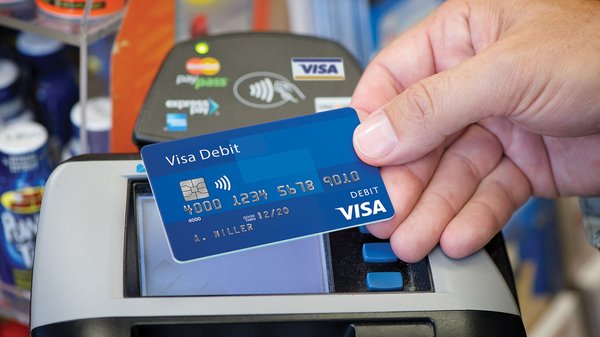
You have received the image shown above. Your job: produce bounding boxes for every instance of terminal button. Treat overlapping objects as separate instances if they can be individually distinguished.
[362,242,398,263]
[366,272,403,291]
[358,226,370,234]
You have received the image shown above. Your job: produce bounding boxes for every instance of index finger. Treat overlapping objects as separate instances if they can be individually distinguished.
[351,28,434,114]
[351,1,478,114]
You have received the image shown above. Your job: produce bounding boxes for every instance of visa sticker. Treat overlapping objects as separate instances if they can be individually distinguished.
[291,57,345,81]
[141,107,394,262]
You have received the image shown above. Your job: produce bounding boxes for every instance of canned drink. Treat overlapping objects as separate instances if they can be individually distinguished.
[0,59,33,128]
[0,122,52,291]
[35,0,125,19]
[62,96,112,160]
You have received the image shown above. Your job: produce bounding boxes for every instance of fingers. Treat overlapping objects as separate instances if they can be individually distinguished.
[439,158,531,258]
[389,125,504,262]
[351,1,481,114]
[353,45,523,168]
[366,147,444,239]
[350,1,507,167]
[350,15,437,114]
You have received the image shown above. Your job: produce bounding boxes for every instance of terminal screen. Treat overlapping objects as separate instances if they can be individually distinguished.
[135,192,332,296]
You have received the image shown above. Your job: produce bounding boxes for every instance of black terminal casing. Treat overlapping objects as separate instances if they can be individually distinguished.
[134,32,361,147]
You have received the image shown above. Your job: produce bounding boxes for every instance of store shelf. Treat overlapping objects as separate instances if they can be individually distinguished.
[0,1,123,46]
[0,283,30,325]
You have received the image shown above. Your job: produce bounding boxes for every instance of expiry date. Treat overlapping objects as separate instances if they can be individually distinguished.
[257,207,290,220]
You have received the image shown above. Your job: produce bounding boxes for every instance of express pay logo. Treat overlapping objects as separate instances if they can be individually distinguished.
[165,98,220,116]
[291,58,345,81]
[335,200,387,221]
[186,57,221,76]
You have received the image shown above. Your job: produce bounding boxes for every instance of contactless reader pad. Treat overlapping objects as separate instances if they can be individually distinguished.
[134,33,362,146]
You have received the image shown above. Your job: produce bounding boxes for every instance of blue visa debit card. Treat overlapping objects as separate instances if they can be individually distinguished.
[141,107,394,262]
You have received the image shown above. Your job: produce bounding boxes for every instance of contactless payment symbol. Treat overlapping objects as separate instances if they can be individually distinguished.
[214,175,231,191]
[233,71,305,109]
[180,178,209,201]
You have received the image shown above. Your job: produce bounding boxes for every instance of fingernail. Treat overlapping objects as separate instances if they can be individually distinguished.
[354,110,398,159]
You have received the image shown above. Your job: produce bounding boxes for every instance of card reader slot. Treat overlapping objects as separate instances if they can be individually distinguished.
[132,321,351,337]
[345,323,435,337]
[132,321,436,337]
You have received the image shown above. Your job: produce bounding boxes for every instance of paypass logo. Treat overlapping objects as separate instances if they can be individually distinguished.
[176,57,228,89]
[335,200,387,221]
[291,58,345,81]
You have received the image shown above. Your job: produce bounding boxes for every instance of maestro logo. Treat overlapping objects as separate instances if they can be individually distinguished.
[185,57,221,76]
[176,57,228,89]
[233,71,305,109]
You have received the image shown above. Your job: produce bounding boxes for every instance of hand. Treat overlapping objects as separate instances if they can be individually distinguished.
[352,0,600,262]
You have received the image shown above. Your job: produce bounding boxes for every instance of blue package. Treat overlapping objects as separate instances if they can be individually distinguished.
[141,107,394,261]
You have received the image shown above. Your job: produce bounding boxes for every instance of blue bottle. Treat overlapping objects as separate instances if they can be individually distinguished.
[16,33,78,161]
[0,122,52,291]
[62,96,112,160]
[0,59,33,128]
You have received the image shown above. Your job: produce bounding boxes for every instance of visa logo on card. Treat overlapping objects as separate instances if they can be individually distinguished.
[141,108,394,262]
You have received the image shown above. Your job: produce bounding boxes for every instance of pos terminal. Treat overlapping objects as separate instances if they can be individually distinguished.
[30,33,527,336]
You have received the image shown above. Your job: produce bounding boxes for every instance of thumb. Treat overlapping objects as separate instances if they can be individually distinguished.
[353,52,515,166]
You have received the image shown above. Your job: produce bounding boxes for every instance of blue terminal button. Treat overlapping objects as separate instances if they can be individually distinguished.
[362,242,398,263]
[366,272,404,291]
[358,225,370,234]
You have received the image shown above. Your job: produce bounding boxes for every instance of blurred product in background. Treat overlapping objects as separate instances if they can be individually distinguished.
[175,0,253,42]
[16,32,78,164]
[505,198,564,295]
[370,0,443,51]
[87,35,115,95]
[0,319,28,337]
[62,96,111,160]
[0,59,33,128]
[0,0,29,4]
[35,0,125,19]
[0,122,51,310]
[286,0,372,66]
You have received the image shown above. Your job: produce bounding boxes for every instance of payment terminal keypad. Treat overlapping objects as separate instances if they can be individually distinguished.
[328,227,433,293]
[362,242,398,263]
[366,272,404,291]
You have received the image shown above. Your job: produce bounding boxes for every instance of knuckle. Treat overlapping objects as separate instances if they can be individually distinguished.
[396,81,439,129]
